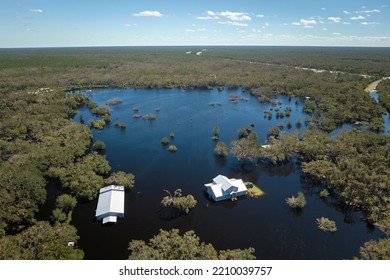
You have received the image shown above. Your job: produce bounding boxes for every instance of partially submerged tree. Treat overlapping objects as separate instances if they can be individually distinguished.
[94,140,106,151]
[168,145,177,152]
[230,132,261,163]
[128,228,255,260]
[286,192,307,209]
[214,141,228,157]
[104,171,135,189]
[161,137,169,145]
[316,217,337,232]
[161,189,197,214]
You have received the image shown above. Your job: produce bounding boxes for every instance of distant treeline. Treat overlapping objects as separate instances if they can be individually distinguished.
[0,47,388,131]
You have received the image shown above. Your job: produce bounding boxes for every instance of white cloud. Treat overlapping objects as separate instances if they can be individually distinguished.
[219,11,251,21]
[198,11,251,21]
[185,29,195,32]
[358,9,381,14]
[328,17,341,23]
[219,21,248,27]
[321,7,326,10]
[197,11,219,20]
[133,11,163,17]
[343,10,351,15]
[361,22,379,25]
[323,28,327,31]
[350,15,365,20]
[29,9,43,13]
[124,23,137,27]
[292,19,317,27]
[197,16,218,20]
[343,22,351,25]
[333,33,341,35]
[257,14,265,18]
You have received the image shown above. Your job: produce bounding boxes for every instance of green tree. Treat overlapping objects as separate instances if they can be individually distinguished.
[230,132,261,163]
[168,145,177,152]
[286,192,307,209]
[128,229,255,260]
[214,141,228,157]
[94,140,106,151]
[161,137,169,145]
[0,163,46,229]
[55,194,77,214]
[104,171,135,189]
[0,221,84,260]
[316,217,337,232]
[161,189,197,214]
[359,238,390,260]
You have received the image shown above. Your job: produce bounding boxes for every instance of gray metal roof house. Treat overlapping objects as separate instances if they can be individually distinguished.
[95,185,125,224]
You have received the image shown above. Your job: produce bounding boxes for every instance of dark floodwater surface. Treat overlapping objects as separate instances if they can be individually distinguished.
[48,88,385,259]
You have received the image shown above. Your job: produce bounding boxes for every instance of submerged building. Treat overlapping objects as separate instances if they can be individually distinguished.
[204,175,248,202]
[95,185,125,224]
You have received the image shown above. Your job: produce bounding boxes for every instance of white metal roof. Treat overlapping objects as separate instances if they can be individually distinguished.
[210,184,223,198]
[213,175,233,191]
[206,175,247,198]
[102,216,117,224]
[230,179,247,192]
[95,185,124,219]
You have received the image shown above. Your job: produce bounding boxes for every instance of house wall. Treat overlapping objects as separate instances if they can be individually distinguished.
[96,211,124,221]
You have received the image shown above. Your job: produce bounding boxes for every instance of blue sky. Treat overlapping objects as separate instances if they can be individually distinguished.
[0,0,389,47]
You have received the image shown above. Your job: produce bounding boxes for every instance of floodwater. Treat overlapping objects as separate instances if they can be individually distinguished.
[49,88,386,259]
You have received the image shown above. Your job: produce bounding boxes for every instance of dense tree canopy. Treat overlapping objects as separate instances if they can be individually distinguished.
[0,221,84,260]
[128,229,255,260]
[104,171,135,189]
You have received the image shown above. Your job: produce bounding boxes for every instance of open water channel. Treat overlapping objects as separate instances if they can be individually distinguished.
[41,87,386,259]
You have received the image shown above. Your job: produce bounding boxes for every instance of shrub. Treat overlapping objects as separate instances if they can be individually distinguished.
[106,98,123,105]
[320,189,330,198]
[91,105,110,116]
[161,137,169,145]
[286,192,307,209]
[94,140,106,151]
[105,171,135,189]
[214,141,228,157]
[144,114,157,120]
[101,114,111,122]
[316,217,337,232]
[168,145,177,152]
[161,189,197,214]
[93,119,106,130]
[268,126,280,138]
[169,132,175,138]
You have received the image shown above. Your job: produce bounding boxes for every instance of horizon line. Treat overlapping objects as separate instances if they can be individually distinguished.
[1,44,390,49]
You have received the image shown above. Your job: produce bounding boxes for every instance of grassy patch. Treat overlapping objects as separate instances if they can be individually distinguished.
[245,182,265,198]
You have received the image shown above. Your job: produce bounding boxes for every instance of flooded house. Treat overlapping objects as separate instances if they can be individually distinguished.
[204,175,248,202]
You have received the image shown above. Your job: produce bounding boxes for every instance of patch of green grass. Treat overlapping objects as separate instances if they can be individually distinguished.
[245,182,265,198]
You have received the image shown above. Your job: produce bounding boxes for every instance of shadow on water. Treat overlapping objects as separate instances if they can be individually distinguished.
[49,87,387,260]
